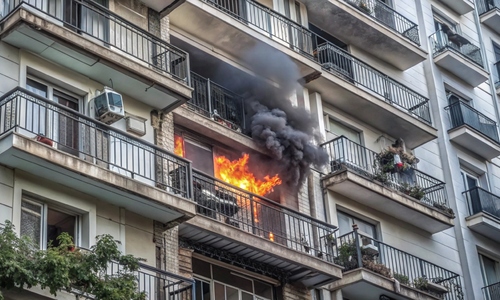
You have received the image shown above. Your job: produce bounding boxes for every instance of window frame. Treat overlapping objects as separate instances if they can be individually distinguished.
[336,210,378,240]
[479,253,500,288]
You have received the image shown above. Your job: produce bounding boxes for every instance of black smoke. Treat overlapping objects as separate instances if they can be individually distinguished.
[241,45,329,188]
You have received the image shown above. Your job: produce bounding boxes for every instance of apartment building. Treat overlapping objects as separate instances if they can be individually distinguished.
[1,0,500,299]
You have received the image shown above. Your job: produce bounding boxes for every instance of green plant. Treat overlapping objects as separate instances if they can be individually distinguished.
[433,203,455,218]
[393,273,410,285]
[362,258,391,278]
[400,183,426,200]
[0,221,146,300]
[413,276,428,291]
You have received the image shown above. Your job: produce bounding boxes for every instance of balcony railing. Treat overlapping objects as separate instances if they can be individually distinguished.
[343,0,420,44]
[0,87,193,199]
[190,72,246,131]
[445,101,500,143]
[321,136,449,210]
[335,229,463,300]
[202,0,431,125]
[430,30,484,68]
[478,0,500,15]
[482,282,500,300]
[0,0,190,84]
[463,187,500,220]
[192,170,338,260]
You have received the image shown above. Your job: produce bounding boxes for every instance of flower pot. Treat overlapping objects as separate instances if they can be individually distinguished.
[426,281,448,294]
[36,135,53,147]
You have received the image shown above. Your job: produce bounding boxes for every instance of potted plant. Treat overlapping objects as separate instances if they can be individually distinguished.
[325,233,336,247]
[400,183,426,200]
[413,277,448,295]
[393,273,410,285]
[433,203,455,218]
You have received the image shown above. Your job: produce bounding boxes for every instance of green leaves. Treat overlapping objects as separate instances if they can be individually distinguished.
[0,223,145,300]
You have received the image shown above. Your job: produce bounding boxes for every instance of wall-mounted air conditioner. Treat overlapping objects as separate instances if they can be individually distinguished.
[92,87,124,125]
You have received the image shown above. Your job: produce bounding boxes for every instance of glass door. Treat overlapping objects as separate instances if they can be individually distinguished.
[480,254,500,300]
[461,170,481,215]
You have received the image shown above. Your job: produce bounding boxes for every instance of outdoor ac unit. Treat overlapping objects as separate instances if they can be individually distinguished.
[92,87,124,125]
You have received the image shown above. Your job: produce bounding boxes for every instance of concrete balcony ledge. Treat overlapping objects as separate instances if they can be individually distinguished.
[0,132,196,224]
[480,7,500,34]
[433,48,488,87]
[437,0,474,15]
[1,5,192,111]
[448,125,500,160]
[323,170,454,233]
[329,269,442,300]
[466,213,500,243]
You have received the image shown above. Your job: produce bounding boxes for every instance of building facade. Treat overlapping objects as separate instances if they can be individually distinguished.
[0,0,500,299]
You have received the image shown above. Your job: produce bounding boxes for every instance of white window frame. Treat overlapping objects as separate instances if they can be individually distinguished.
[21,196,81,250]
[479,253,500,287]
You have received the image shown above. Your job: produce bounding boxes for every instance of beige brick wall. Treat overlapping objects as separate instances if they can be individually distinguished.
[282,283,311,300]
[179,248,194,278]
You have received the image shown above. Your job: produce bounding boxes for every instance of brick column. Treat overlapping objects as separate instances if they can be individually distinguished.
[282,283,311,300]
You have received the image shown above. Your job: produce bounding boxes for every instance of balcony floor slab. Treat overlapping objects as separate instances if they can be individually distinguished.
[179,215,343,288]
[1,8,192,111]
[437,0,474,15]
[323,170,454,233]
[466,212,500,243]
[329,269,441,300]
[448,125,500,160]
[434,50,488,87]
[480,9,500,35]
[0,132,196,224]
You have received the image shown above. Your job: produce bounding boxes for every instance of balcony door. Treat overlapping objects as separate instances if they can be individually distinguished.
[494,43,500,85]
[480,254,500,300]
[374,0,395,31]
[64,0,109,43]
[461,169,481,215]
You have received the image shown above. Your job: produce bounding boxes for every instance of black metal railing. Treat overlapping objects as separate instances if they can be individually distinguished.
[344,0,420,44]
[203,0,431,125]
[495,61,500,88]
[445,101,499,143]
[190,72,246,131]
[430,30,484,68]
[483,282,500,300]
[335,229,463,300]
[191,170,338,260]
[478,0,500,15]
[0,0,190,84]
[0,87,192,198]
[321,136,449,210]
[463,187,500,220]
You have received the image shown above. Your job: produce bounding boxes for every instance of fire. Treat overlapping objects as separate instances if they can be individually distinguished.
[269,232,274,242]
[214,154,282,196]
[174,135,184,157]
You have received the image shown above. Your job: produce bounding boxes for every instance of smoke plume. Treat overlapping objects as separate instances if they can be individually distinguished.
[241,45,329,188]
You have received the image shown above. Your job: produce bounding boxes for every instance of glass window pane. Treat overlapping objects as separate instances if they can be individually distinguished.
[20,200,42,248]
[328,119,360,144]
[193,258,211,278]
[26,79,47,98]
[241,292,253,300]
[254,281,272,299]
[214,282,224,299]
[185,139,214,175]
[226,286,238,300]
[47,208,76,247]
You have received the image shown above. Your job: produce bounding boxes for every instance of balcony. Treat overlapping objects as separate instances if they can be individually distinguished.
[170,0,436,148]
[430,30,488,87]
[463,187,500,243]
[330,229,463,300]
[445,101,500,160]
[478,0,500,34]
[298,0,426,70]
[0,87,196,224]
[178,170,343,288]
[2,260,195,300]
[0,0,191,111]
[483,282,500,300]
[321,136,454,233]
[437,0,474,15]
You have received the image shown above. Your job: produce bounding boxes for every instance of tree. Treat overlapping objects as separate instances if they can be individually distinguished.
[0,221,146,300]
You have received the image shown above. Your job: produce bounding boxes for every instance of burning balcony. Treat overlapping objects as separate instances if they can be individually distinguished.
[445,101,500,160]
[463,187,500,243]
[430,30,488,87]
[297,0,427,70]
[0,0,191,111]
[483,282,500,300]
[0,87,196,224]
[321,136,454,233]
[437,0,474,15]
[178,170,343,288]
[330,228,463,300]
[170,0,435,148]
[478,0,500,34]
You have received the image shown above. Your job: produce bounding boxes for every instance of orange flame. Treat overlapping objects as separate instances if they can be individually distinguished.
[174,135,184,157]
[214,153,282,196]
[269,232,274,242]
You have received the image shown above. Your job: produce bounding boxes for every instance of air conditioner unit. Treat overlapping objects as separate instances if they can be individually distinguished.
[92,87,125,125]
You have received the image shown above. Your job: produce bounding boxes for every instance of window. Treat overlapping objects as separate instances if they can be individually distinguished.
[193,258,274,300]
[461,169,483,216]
[20,196,79,249]
[480,254,500,300]
[184,137,214,176]
[493,43,500,84]
[337,211,377,238]
[327,118,361,144]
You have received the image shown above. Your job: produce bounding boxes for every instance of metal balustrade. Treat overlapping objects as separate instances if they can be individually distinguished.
[202,0,431,125]
[0,0,190,84]
[430,30,484,67]
[445,101,500,143]
[321,136,449,210]
[463,187,500,220]
[192,170,338,260]
[477,0,500,15]
[482,282,500,300]
[344,0,420,44]
[0,87,192,198]
[190,72,246,131]
[335,230,463,300]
